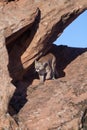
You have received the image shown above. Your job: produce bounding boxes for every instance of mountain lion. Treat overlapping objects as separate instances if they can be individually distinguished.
[35,53,58,83]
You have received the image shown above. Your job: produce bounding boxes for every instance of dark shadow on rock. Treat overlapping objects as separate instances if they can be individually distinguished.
[7,9,41,116]
[6,8,41,82]
[50,44,87,78]
[8,80,30,116]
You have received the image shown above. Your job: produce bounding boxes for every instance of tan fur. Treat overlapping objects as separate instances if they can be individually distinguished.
[35,53,58,82]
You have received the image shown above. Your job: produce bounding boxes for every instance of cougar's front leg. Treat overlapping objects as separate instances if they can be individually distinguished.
[39,74,45,83]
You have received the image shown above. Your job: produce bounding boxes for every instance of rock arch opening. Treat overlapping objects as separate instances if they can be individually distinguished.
[54,11,87,48]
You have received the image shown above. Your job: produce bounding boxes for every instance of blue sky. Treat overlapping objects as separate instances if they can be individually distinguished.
[54,10,87,48]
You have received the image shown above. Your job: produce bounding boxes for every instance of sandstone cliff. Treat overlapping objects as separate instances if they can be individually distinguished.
[0,0,87,129]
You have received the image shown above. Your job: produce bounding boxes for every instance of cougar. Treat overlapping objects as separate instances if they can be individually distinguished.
[35,53,58,83]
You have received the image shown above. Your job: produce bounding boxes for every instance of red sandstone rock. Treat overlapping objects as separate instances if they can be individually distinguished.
[0,0,87,129]
[18,47,87,130]
[6,0,87,80]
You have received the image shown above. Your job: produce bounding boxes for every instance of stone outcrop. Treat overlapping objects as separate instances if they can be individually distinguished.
[0,0,38,129]
[0,34,16,129]
[6,0,87,80]
[17,45,87,130]
[0,0,87,129]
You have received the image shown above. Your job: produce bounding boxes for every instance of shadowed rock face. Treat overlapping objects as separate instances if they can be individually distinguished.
[10,45,86,130]
[0,0,87,129]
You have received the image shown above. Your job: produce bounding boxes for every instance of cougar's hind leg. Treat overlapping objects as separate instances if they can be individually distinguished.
[52,61,56,79]
[46,70,51,80]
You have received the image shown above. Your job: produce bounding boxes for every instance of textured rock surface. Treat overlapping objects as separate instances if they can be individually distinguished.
[0,0,87,129]
[7,0,87,80]
[0,0,38,129]
[0,34,16,129]
[18,46,87,130]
